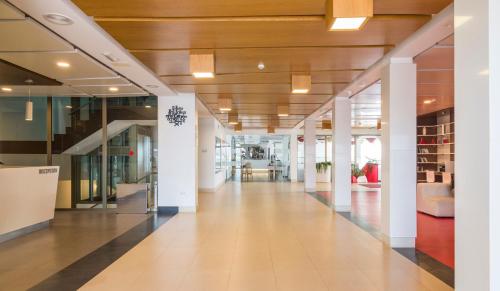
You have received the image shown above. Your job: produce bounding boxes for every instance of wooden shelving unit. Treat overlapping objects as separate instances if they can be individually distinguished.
[416,108,455,183]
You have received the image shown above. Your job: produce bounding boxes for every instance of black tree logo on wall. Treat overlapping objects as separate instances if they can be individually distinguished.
[166,105,187,126]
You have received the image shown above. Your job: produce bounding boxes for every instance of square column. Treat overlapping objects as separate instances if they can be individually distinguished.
[332,97,352,211]
[290,130,298,182]
[157,94,198,212]
[304,118,316,192]
[381,58,417,248]
[455,0,500,289]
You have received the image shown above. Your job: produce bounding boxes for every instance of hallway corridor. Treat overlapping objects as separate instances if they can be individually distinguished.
[80,182,451,291]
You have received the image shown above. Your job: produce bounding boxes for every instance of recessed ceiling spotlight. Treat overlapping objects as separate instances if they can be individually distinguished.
[258,62,265,71]
[109,87,119,92]
[145,105,152,109]
[423,99,436,104]
[57,61,70,68]
[43,13,74,25]
[1,87,12,92]
[65,105,72,109]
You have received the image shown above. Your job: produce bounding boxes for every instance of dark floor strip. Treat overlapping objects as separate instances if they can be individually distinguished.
[306,191,454,288]
[29,208,178,291]
[394,248,455,287]
[306,191,331,206]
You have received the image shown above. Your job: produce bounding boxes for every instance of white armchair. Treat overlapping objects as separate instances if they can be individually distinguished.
[416,183,454,217]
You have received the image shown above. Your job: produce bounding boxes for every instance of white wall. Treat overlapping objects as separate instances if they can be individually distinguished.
[157,94,198,212]
[198,116,228,192]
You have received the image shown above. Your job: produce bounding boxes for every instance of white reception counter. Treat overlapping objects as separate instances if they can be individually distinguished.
[0,166,59,242]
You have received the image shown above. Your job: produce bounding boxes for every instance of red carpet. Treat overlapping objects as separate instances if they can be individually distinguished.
[416,212,455,268]
[318,187,455,268]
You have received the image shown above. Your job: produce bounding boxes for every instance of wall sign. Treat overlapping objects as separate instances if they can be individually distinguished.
[166,105,187,126]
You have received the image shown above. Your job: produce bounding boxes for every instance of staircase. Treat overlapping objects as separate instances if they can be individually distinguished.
[53,100,156,154]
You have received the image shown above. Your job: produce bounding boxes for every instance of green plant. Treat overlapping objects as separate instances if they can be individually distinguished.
[316,161,332,173]
[351,163,365,178]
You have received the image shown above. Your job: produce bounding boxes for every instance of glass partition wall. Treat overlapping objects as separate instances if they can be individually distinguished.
[232,135,291,181]
[66,96,158,209]
[0,95,159,210]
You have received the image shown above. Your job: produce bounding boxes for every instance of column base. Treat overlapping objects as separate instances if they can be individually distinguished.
[333,205,351,212]
[382,234,415,248]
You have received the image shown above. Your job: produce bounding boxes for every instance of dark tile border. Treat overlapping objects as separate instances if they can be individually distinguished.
[306,191,454,288]
[29,207,178,291]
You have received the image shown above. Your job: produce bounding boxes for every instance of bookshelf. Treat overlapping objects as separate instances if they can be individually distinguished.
[417,108,455,183]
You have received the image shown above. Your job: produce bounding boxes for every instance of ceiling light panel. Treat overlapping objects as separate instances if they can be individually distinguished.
[218,97,232,112]
[291,75,311,94]
[64,76,130,86]
[75,84,146,96]
[0,19,73,51]
[0,50,116,81]
[190,54,215,78]
[0,85,88,97]
[326,0,373,31]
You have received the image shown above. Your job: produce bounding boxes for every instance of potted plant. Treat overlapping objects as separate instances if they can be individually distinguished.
[316,161,332,183]
[351,163,365,183]
[362,159,379,183]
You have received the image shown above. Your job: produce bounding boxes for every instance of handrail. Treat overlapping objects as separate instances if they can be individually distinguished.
[69,97,99,115]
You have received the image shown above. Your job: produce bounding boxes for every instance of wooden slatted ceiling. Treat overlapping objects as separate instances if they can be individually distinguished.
[72,0,453,128]
[73,0,452,17]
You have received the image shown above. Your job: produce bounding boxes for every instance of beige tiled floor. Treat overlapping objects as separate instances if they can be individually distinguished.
[80,182,453,291]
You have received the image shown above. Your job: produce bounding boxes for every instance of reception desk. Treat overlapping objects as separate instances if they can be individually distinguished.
[0,166,59,242]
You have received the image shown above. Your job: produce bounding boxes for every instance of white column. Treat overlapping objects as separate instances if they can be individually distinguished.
[455,0,500,289]
[304,118,316,192]
[332,97,352,211]
[158,94,198,212]
[380,58,417,248]
[198,117,216,192]
[290,130,298,182]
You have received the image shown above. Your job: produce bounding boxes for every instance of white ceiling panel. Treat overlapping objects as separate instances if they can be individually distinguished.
[0,19,73,51]
[0,49,116,80]
[0,0,24,20]
[64,76,130,86]
[75,84,146,96]
[0,85,88,97]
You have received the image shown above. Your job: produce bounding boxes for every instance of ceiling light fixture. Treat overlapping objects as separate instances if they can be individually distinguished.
[218,97,232,112]
[109,87,119,92]
[1,87,12,92]
[258,62,265,71]
[145,105,152,109]
[56,61,70,68]
[423,99,436,104]
[291,75,311,94]
[25,81,33,122]
[190,53,215,79]
[65,105,72,109]
[234,122,242,132]
[277,105,289,117]
[228,112,239,125]
[322,120,332,130]
[43,13,74,25]
[326,0,373,31]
